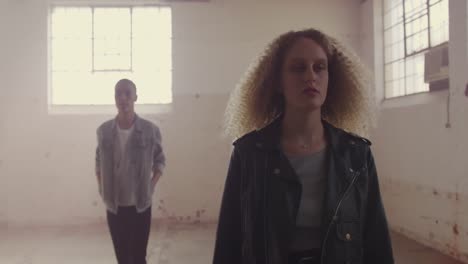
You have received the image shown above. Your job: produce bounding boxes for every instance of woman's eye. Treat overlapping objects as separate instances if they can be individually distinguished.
[314,63,327,72]
[291,65,306,72]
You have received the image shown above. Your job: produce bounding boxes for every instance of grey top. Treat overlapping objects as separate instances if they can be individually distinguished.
[115,125,136,207]
[286,147,328,251]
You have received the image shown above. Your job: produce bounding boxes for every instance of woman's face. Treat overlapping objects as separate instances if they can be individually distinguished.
[280,37,329,112]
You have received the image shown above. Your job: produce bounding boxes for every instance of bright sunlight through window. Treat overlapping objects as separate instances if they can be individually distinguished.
[383,0,448,98]
[50,6,172,105]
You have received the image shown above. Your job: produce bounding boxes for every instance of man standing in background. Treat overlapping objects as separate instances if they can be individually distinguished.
[95,79,165,264]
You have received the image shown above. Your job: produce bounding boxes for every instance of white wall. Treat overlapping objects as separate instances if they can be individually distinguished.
[361,0,468,262]
[1,0,363,227]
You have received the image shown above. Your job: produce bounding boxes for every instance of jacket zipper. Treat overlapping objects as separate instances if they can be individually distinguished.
[320,170,360,264]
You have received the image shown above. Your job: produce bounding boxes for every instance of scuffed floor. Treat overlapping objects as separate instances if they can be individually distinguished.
[1,222,464,264]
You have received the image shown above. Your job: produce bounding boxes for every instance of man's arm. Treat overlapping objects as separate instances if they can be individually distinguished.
[95,147,101,180]
[151,125,165,189]
[95,128,102,195]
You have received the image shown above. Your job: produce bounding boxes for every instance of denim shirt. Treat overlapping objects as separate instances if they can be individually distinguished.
[95,115,165,214]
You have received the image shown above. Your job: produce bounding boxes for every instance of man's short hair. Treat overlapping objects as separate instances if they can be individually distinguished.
[115,79,136,92]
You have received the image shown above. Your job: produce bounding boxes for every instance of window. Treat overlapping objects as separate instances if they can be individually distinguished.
[383,0,448,98]
[49,6,172,105]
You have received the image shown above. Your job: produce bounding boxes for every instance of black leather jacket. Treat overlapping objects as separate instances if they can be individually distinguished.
[213,118,394,264]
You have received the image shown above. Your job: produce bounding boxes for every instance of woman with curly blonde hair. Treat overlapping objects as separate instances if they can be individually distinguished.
[213,28,393,264]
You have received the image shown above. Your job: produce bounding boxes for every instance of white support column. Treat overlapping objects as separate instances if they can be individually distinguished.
[449,0,468,107]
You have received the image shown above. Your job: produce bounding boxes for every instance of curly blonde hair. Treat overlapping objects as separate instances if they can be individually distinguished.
[224,28,376,140]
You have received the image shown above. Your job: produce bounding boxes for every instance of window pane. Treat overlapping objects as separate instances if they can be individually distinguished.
[384,23,404,63]
[405,0,427,20]
[404,0,429,54]
[52,72,98,104]
[405,75,416,94]
[51,7,91,38]
[52,39,92,71]
[133,7,172,38]
[405,56,416,94]
[384,60,405,98]
[414,54,429,93]
[133,7,172,71]
[385,81,395,98]
[50,7,172,105]
[392,23,404,43]
[132,7,172,104]
[430,0,449,46]
[392,3,404,25]
[398,78,406,96]
[51,8,92,72]
[384,1,403,29]
[388,78,404,98]
[406,29,429,54]
[93,8,132,70]
[384,0,447,99]
[397,41,405,59]
[406,19,414,36]
[392,62,399,81]
[384,41,404,63]
[134,70,173,104]
[404,54,428,95]
[385,64,393,82]
[384,0,403,13]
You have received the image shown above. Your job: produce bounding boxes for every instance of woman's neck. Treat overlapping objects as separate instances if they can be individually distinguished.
[281,108,326,154]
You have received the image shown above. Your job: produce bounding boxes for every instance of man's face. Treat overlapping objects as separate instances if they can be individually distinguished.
[115,83,137,114]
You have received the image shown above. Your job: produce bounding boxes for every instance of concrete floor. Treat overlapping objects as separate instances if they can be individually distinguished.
[1,222,464,264]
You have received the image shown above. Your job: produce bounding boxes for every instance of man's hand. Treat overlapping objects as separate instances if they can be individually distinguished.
[151,170,162,189]
[96,171,102,196]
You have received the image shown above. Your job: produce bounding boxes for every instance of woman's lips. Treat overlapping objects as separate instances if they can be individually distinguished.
[303,87,320,95]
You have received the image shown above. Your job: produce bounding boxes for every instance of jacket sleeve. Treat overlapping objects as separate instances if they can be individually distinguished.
[212,147,242,264]
[152,125,166,173]
[95,127,101,176]
[363,148,394,264]
[95,127,102,196]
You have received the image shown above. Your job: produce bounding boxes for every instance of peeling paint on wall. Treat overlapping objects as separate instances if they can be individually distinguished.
[382,178,467,263]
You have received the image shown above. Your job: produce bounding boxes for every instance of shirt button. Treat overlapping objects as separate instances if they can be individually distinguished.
[346,233,352,241]
[273,168,280,174]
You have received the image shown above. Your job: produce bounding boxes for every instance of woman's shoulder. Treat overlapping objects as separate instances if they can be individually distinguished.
[232,130,259,148]
[325,122,372,147]
[344,131,372,146]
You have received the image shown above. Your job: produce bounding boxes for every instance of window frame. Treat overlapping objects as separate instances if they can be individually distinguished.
[383,0,449,99]
[47,2,173,112]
